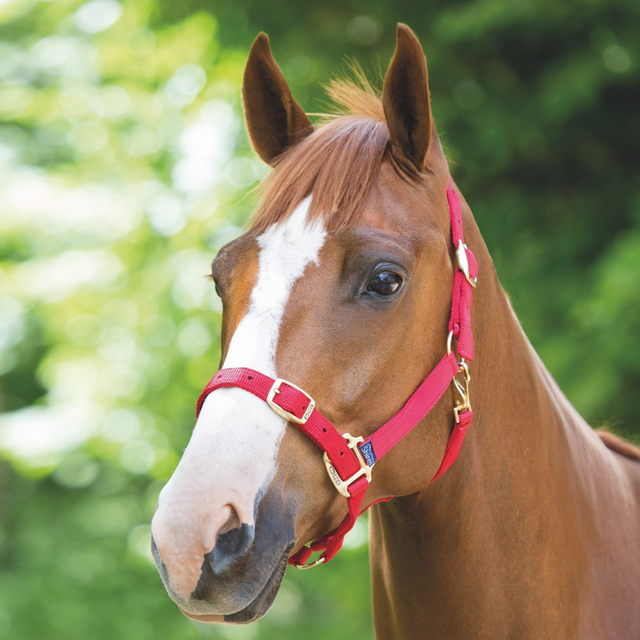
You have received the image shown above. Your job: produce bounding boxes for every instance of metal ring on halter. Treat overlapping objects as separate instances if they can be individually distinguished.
[447,331,467,368]
[296,557,325,570]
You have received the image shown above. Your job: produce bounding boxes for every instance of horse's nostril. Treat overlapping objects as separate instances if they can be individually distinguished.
[217,505,241,538]
[213,523,254,571]
[216,526,245,557]
[189,522,255,597]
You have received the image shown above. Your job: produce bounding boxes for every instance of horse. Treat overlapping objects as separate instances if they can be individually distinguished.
[150,24,640,639]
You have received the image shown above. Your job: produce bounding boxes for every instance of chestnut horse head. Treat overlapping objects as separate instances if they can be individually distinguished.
[150,23,640,638]
[151,23,460,622]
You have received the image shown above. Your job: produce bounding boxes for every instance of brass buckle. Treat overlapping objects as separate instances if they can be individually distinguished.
[456,240,478,288]
[266,379,315,425]
[323,433,374,498]
[296,557,325,570]
[452,361,472,423]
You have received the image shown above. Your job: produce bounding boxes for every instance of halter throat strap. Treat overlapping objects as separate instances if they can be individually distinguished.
[196,177,478,568]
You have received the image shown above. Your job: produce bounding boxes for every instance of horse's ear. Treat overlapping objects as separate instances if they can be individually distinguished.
[382,24,432,172]
[242,33,314,166]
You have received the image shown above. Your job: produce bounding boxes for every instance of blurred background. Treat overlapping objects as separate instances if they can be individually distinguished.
[0,0,639,638]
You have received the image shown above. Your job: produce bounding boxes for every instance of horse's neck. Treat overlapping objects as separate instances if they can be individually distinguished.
[370,210,640,639]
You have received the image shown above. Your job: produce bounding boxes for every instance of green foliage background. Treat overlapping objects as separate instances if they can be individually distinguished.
[0,0,638,638]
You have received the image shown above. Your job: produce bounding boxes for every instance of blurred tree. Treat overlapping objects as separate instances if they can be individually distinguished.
[0,0,638,638]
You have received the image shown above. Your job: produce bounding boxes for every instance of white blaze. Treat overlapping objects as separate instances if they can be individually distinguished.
[224,196,326,373]
[154,196,326,564]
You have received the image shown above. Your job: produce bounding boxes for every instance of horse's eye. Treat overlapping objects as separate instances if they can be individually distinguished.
[367,272,403,296]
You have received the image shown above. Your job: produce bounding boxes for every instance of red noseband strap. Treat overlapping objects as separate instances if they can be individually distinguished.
[196,177,478,568]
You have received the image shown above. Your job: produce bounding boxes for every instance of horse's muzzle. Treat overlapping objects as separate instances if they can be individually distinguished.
[151,494,296,623]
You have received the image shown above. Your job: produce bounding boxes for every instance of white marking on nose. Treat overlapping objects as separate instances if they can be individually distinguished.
[152,197,326,597]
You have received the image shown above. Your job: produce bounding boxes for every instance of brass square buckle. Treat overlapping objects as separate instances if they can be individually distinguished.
[266,378,315,425]
[323,434,374,498]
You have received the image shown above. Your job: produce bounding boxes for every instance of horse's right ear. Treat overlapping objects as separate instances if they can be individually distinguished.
[242,33,314,166]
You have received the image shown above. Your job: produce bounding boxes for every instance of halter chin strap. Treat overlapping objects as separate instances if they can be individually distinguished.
[196,177,478,569]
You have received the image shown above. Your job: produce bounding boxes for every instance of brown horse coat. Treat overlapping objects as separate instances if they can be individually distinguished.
[151,24,640,638]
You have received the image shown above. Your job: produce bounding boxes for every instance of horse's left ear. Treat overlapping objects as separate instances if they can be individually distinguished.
[383,24,432,172]
[242,33,314,166]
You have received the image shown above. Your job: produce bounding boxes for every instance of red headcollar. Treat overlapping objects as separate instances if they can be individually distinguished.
[196,177,478,568]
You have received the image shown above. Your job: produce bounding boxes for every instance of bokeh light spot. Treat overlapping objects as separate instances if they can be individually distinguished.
[74,0,123,34]
[52,453,99,488]
[346,16,381,46]
[126,28,156,57]
[454,79,484,109]
[177,320,211,357]
[603,45,631,73]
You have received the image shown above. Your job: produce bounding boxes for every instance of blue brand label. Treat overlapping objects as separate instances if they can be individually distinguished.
[359,440,376,467]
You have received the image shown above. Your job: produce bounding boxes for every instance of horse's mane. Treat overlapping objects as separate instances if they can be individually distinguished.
[250,72,395,234]
[597,429,640,462]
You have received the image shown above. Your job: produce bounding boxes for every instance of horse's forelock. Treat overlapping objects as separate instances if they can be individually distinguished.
[251,114,392,235]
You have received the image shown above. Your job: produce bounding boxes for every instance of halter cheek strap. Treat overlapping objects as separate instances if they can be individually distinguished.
[196,177,478,568]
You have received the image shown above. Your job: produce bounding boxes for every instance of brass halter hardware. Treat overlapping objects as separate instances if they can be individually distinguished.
[296,557,325,570]
[266,378,315,424]
[447,331,472,423]
[456,239,478,288]
[323,433,374,498]
[452,361,472,423]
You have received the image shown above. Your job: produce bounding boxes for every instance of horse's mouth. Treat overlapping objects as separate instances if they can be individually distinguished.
[179,545,291,625]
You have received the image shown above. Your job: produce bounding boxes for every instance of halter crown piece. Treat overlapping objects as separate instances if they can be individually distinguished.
[196,176,478,569]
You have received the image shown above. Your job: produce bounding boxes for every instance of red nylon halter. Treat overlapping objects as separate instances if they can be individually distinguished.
[196,177,478,568]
